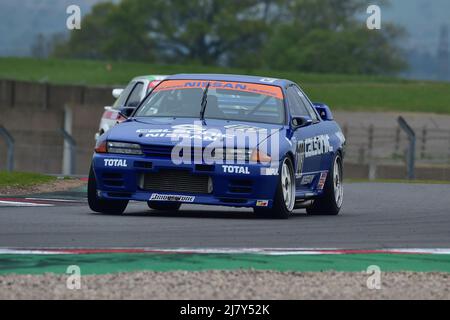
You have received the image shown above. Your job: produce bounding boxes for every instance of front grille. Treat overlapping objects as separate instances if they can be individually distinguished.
[141,170,210,194]
[141,144,173,159]
[141,144,205,161]
[141,144,250,163]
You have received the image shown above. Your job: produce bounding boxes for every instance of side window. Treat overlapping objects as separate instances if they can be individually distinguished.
[294,87,319,122]
[125,82,144,107]
[112,82,135,108]
[287,86,309,117]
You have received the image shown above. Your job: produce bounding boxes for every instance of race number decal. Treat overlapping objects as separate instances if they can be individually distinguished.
[295,141,305,175]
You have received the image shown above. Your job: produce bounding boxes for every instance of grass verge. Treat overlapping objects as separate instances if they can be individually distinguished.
[0,171,56,189]
[1,57,450,114]
[1,253,449,275]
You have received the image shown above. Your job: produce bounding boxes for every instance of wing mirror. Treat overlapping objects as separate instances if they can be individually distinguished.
[291,116,313,130]
[117,106,135,119]
[313,102,334,121]
[112,88,124,99]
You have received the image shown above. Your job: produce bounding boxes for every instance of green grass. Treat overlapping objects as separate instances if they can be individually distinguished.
[1,57,450,114]
[0,171,56,188]
[2,253,450,274]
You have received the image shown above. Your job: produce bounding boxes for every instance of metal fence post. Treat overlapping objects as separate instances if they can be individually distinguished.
[421,126,427,159]
[397,116,416,180]
[0,126,14,172]
[395,126,400,153]
[368,125,374,161]
[61,128,77,175]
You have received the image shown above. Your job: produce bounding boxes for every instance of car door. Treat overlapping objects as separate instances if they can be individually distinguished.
[286,85,318,190]
[296,86,336,173]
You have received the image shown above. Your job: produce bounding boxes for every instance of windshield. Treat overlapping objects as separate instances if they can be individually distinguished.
[135,80,285,125]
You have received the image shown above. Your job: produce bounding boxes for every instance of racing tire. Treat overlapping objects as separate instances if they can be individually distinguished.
[147,202,181,211]
[87,166,128,215]
[306,153,343,216]
[253,156,295,219]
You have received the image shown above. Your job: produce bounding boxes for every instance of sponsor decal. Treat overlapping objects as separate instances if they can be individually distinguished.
[136,126,232,141]
[223,124,266,133]
[300,174,315,185]
[317,171,328,190]
[303,134,333,158]
[150,194,195,202]
[153,80,284,100]
[136,124,267,140]
[104,159,128,167]
[256,200,269,207]
[261,167,279,176]
[222,165,250,175]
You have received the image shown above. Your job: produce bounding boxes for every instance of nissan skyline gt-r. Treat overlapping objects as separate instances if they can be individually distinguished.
[88,74,346,219]
[95,75,167,140]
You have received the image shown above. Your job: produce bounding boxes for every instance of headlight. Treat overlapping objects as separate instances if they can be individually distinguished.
[107,141,143,155]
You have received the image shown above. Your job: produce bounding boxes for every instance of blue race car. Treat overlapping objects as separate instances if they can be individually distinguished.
[89,74,346,219]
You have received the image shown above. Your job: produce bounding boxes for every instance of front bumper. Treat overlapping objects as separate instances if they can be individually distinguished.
[92,154,280,208]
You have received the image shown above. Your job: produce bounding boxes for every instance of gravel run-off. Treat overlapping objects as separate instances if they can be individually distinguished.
[1,270,449,300]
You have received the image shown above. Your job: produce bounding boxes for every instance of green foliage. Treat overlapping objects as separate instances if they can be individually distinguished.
[53,0,407,75]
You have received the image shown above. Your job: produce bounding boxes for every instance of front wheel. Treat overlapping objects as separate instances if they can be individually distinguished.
[306,153,343,216]
[87,166,128,215]
[254,157,295,219]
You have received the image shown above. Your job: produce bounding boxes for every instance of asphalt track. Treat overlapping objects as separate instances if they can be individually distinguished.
[0,183,449,249]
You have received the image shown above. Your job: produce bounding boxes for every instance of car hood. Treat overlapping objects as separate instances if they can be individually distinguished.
[106,117,285,149]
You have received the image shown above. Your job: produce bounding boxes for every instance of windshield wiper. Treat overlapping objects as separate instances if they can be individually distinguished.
[199,82,211,122]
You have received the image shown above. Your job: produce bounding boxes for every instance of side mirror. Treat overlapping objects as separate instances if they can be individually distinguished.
[117,106,135,119]
[112,88,124,99]
[313,102,334,121]
[291,116,313,130]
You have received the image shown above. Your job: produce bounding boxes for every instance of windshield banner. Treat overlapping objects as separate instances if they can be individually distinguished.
[153,80,283,100]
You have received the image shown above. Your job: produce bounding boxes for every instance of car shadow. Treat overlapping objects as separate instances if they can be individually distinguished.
[123,208,309,220]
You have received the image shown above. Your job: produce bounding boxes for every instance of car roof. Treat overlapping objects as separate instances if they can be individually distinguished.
[167,73,290,88]
[131,75,168,82]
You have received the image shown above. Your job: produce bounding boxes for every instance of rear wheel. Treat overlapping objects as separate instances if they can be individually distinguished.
[147,202,181,211]
[306,153,343,216]
[87,166,128,215]
[253,157,295,219]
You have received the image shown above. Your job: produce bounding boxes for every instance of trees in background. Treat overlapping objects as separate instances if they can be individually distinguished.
[53,0,407,75]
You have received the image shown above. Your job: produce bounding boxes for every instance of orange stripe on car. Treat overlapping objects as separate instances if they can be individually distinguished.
[154,80,284,100]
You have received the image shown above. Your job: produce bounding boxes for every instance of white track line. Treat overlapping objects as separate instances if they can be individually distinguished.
[0,248,449,255]
[25,198,81,202]
[0,200,53,207]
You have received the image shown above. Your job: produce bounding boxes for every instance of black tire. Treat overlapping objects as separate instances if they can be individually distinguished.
[87,166,128,215]
[253,157,295,219]
[147,202,181,211]
[306,153,343,216]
